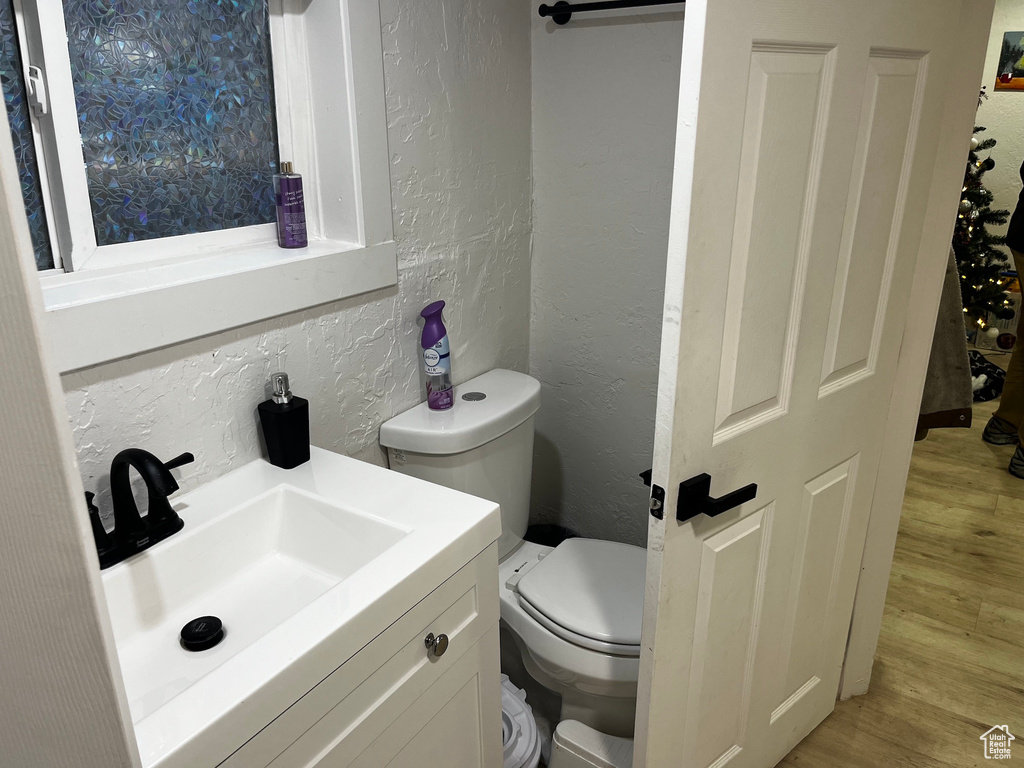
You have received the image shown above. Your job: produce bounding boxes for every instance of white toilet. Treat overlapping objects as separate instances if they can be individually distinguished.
[380,368,645,739]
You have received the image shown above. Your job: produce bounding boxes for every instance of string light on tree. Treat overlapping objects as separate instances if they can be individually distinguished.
[953,121,1012,329]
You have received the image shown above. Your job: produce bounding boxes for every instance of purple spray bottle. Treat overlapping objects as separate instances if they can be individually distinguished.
[420,300,454,410]
[273,161,307,249]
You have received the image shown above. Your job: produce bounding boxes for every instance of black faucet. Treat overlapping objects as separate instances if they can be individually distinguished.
[94,448,194,569]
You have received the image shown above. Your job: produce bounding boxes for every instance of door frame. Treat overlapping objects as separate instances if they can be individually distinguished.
[0,106,140,764]
[839,0,995,698]
[0,0,995,753]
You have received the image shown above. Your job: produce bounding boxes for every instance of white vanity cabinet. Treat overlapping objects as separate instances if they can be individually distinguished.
[218,544,501,768]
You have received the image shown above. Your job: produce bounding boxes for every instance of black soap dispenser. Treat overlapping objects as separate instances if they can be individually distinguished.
[258,372,310,469]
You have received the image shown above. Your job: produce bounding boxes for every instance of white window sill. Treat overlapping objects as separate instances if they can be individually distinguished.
[43,238,398,373]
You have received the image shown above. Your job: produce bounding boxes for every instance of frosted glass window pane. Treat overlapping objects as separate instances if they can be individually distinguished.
[0,0,55,270]
[64,0,280,245]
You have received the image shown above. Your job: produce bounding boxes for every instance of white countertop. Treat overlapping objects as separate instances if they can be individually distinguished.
[100,447,501,768]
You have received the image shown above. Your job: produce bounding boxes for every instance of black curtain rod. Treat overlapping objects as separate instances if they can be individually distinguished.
[538,0,683,25]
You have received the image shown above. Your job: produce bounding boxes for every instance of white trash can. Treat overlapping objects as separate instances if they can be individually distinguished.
[547,720,634,768]
[502,675,542,768]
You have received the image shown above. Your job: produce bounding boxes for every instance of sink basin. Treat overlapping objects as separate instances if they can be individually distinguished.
[104,485,409,722]
[100,447,500,768]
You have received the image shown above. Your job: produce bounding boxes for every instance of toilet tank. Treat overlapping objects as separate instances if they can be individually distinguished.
[380,369,541,559]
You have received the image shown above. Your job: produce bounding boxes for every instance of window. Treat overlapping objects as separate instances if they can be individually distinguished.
[1,0,395,373]
[5,0,289,270]
[63,0,281,246]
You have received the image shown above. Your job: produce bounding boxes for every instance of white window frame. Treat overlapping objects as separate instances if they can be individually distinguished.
[10,0,62,273]
[14,0,395,372]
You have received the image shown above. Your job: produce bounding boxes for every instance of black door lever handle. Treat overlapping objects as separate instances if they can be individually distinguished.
[677,473,757,522]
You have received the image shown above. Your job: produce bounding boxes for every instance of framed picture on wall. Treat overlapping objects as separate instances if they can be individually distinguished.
[995,31,1024,90]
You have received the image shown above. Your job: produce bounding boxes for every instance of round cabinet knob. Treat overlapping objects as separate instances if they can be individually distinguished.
[424,632,449,658]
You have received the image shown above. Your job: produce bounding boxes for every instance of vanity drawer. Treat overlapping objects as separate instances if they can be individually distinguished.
[219,543,499,768]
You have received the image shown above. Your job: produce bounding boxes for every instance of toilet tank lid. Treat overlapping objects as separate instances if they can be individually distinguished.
[380,369,541,455]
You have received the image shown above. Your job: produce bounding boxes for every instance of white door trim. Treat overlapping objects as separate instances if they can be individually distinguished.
[0,90,140,764]
[840,0,995,699]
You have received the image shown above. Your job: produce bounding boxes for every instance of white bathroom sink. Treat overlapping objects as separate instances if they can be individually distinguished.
[104,485,408,721]
[100,447,500,768]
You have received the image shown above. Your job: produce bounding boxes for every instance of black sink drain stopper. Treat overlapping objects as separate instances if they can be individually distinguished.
[180,616,224,652]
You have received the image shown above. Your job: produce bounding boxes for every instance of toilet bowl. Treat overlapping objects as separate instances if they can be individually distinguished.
[499,539,643,737]
[379,369,645,737]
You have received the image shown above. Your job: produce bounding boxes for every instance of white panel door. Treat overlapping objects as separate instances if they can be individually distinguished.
[637,1,992,767]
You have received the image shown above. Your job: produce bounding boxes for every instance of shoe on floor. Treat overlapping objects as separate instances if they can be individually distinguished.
[983,416,1018,445]
[1010,445,1024,479]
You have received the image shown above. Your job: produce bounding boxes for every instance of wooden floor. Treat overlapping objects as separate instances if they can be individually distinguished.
[781,398,1024,767]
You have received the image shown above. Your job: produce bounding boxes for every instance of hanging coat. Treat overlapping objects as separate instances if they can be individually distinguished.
[1008,159,1024,254]
[916,247,973,439]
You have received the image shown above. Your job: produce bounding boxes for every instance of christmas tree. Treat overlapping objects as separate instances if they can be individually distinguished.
[954,124,1012,331]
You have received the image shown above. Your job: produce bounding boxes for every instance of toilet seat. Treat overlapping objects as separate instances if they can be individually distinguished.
[515,539,645,658]
[517,597,641,657]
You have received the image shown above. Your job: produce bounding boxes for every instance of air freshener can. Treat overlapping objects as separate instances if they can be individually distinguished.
[420,300,454,410]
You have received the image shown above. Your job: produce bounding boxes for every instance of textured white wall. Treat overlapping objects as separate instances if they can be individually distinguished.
[978,1,1024,235]
[529,10,683,546]
[64,0,532,522]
